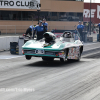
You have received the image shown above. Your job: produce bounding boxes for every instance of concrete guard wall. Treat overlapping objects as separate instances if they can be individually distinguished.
[0,36,19,51]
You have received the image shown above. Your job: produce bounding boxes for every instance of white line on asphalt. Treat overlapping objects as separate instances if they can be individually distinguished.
[0,55,23,59]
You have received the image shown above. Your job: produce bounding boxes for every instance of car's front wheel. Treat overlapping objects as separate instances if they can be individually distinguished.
[25,55,32,60]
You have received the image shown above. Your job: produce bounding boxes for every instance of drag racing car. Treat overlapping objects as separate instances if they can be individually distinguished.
[22,31,83,62]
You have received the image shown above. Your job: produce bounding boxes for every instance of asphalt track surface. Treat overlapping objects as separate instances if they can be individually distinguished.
[0,43,100,100]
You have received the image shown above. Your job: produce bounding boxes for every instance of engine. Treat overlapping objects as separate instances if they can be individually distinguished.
[43,32,56,43]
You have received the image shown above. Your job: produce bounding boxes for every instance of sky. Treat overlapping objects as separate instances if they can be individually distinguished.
[84,0,100,3]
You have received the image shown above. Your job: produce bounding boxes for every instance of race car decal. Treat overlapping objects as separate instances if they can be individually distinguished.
[67,47,79,59]
[43,43,51,47]
[59,52,65,58]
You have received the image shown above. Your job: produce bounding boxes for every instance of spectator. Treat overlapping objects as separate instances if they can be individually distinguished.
[34,20,47,40]
[77,21,84,41]
[24,25,34,38]
[42,18,48,32]
[86,22,89,32]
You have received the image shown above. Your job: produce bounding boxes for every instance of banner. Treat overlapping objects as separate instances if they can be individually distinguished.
[0,0,40,9]
[83,3,100,23]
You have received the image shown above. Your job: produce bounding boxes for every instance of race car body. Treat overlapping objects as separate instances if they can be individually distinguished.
[22,31,83,62]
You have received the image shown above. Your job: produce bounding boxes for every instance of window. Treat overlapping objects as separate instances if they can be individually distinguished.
[59,12,82,21]
[0,11,83,21]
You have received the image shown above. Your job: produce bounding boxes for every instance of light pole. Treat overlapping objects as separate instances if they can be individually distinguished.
[29,14,34,37]
[32,16,33,37]
[90,0,91,35]
[37,10,40,24]
[29,13,35,38]
[37,4,41,24]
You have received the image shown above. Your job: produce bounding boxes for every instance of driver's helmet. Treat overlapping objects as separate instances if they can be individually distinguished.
[64,32,72,38]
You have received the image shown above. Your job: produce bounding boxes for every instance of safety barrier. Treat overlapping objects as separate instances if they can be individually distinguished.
[0,36,19,51]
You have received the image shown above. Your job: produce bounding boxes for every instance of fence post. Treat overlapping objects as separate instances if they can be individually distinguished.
[6,26,7,34]
[15,25,16,34]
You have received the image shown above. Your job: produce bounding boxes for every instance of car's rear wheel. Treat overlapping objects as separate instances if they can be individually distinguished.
[25,55,32,60]
[67,49,81,62]
[67,59,73,62]
[60,58,66,62]
[76,50,81,61]
[42,57,54,61]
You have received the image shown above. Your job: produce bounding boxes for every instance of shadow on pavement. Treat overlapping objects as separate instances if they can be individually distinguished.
[25,59,84,68]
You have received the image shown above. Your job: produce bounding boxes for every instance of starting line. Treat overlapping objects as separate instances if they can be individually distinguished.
[0,55,23,59]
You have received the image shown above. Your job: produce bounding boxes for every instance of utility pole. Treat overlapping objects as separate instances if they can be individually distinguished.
[37,4,41,24]
[37,10,40,24]
[32,16,33,37]
[29,14,34,38]
[90,0,91,35]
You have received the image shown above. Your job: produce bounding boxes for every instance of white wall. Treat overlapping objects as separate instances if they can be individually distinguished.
[0,36,19,51]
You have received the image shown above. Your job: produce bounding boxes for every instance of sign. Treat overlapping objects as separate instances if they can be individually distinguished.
[0,0,40,9]
[83,3,100,23]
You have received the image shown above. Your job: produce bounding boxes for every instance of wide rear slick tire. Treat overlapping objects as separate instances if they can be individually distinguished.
[25,55,32,60]
[60,58,66,62]
[76,50,81,61]
[67,49,81,62]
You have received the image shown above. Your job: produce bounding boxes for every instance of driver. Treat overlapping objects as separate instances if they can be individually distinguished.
[64,32,72,38]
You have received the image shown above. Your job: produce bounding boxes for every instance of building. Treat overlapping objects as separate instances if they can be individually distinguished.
[84,0,100,24]
[0,0,84,34]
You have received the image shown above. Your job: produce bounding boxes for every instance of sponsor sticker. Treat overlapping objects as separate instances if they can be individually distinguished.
[43,43,51,47]
[59,52,65,58]
[67,47,79,59]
